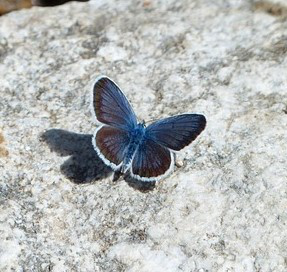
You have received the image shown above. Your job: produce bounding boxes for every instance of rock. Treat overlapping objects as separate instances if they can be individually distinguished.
[0,130,9,157]
[0,0,287,271]
[0,0,32,15]
[32,0,88,7]
[0,0,89,15]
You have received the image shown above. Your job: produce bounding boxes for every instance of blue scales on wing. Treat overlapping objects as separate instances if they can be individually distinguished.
[92,77,137,130]
[131,138,173,181]
[145,114,206,151]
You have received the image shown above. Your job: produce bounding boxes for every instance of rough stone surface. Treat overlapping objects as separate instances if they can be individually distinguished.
[0,0,32,15]
[1,0,287,271]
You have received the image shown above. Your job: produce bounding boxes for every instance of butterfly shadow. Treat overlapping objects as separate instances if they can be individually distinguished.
[40,129,156,192]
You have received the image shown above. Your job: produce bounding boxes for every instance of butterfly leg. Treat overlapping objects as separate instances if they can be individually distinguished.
[112,147,134,182]
[112,170,122,182]
[112,165,131,182]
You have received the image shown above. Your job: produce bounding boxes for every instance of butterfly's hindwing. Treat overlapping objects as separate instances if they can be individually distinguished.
[131,138,174,182]
[92,76,137,130]
[92,125,130,170]
[146,114,206,151]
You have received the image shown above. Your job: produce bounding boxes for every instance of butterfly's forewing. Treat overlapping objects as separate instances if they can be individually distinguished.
[92,125,130,170]
[145,114,206,151]
[131,138,174,182]
[92,76,137,130]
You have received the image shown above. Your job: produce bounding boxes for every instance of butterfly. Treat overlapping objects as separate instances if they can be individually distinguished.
[91,76,206,182]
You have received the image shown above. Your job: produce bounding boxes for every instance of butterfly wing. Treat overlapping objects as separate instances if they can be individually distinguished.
[92,76,137,130]
[130,138,174,182]
[92,125,130,170]
[145,114,206,151]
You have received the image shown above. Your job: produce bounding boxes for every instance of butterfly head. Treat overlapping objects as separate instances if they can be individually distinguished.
[135,122,146,133]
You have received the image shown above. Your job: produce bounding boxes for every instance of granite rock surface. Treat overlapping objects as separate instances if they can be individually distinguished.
[0,0,287,271]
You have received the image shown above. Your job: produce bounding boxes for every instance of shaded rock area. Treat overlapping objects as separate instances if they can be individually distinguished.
[0,0,287,271]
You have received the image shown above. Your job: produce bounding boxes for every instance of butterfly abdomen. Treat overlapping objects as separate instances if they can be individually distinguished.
[120,123,146,173]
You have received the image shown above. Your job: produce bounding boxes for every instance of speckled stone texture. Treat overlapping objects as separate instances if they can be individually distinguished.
[0,0,287,271]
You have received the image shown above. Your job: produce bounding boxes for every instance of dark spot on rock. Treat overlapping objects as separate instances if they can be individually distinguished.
[130,228,147,242]
[0,132,4,144]
[231,46,254,62]
[0,132,8,157]
[0,146,9,157]
[265,36,287,60]
[81,39,100,59]
[253,1,287,17]
[160,34,185,54]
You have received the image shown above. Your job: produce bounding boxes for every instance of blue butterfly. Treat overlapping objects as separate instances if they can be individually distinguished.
[91,76,206,182]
